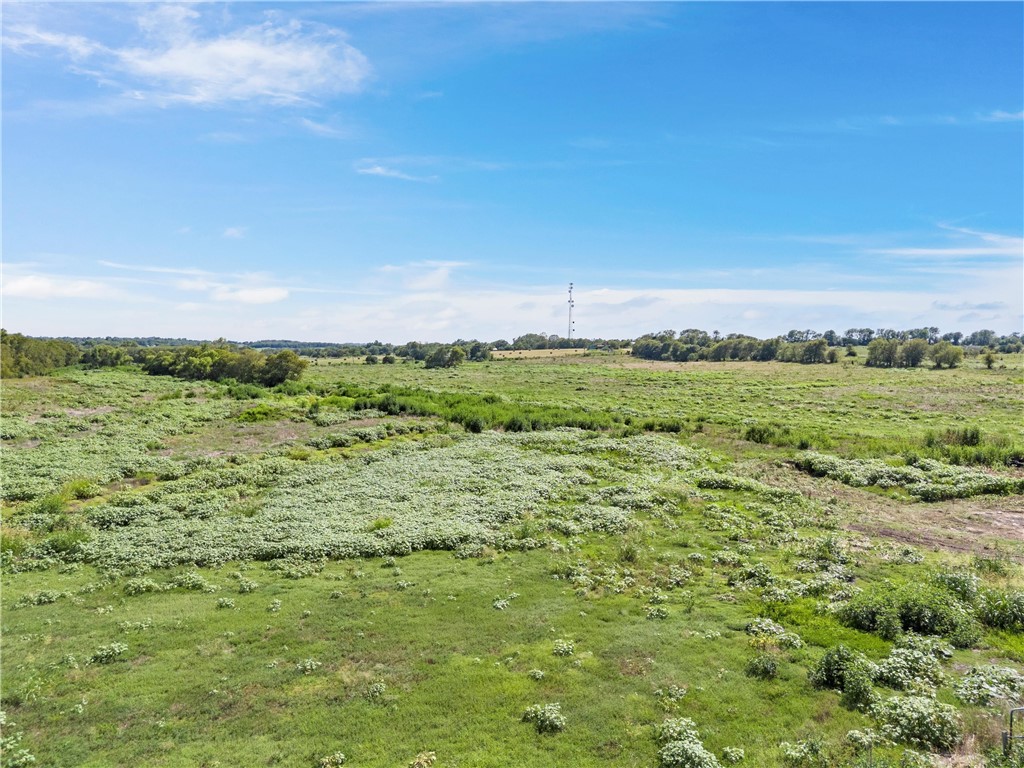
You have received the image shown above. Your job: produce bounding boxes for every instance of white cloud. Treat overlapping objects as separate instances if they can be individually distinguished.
[355,163,437,183]
[222,227,247,239]
[2,274,115,300]
[5,272,1021,341]
[296,117,347,138]
[375,260,468,291]
[980,110,1024,123]
[210,286,289,304]
[864,226,1022,260]
[5,7,371,108]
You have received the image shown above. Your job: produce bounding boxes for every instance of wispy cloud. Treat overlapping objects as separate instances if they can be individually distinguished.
[377,260,469,291]
[979,110,1024,123]
[95,259,290,304]
[296,117,347,138]
[210,286,289,304]
[4,6,371,108]
[865,226,1022,260]
[772,109,1024,135]
[99,259,208,276]
[222,227,247,239]
[355,163,438,183]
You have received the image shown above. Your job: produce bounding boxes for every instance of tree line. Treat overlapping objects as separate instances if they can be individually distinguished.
[83,344,308,386]
[1,325,1019,379]
[0,331,79,378]
[628,327,1021,366]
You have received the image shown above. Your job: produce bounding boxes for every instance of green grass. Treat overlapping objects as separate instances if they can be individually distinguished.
[2,355,1022,766]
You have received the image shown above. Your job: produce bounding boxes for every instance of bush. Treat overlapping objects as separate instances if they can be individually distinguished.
[977,588,1024,631]
[745,653,778,679]
[953,665,1024,705]
[930,570,980,603]
[779,739,831,768]
[721,747,744,764]
[874,648,944,691]
[809,645,879,710]
[553,639,574,657]
[659,739,722,768]
[872,695,960,750]
[654,719,721,768]
[811,645,863,690]
[842,659,879,711]
[522,703,566,734]
[838,583,980,647]
[89,642,128,664]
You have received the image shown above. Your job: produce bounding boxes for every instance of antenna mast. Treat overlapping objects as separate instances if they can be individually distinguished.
[567,283,575,342]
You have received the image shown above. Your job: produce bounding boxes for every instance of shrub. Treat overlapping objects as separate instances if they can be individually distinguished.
[953,665,1024,705]
[656,718,701,744]
[89,642,128,664]
[654,719,720,768]
[659,739,721,768]
[874,648,944,691]
[872,695,961,751]
[721,747,744,764]
[977,588,1024,631]
[841,659,879,711]
[522,703,566,734]
[171,572,217,593]
[838,583,980,647]
[811,646,863,690]
[296,658,322,675]
[779,739,830,768]
[930,570,980,603]
[319,753,346,767]
[553,639,574,657]
[745,653,778,680]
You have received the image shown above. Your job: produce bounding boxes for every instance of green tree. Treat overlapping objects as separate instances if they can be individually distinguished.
[866,338,899,368]
[900,339,929,368]
[446,346,467,367]
[802,339,829,364]
[260,350,308,385]
[928,341,964,369]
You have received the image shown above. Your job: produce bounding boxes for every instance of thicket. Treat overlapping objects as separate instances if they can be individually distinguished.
[83,344,308,386]
[630,327,1020,363]
[0,330,79,378]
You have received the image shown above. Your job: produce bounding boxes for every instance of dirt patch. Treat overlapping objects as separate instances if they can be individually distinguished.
[65,406,115,418]
[752,460,1024,558]
[616,656,654,677]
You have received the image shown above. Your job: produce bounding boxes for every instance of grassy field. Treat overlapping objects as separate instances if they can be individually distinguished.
[2,353,1023,767]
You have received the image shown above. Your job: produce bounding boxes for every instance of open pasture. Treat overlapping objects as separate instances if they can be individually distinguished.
[2,354,1023,767]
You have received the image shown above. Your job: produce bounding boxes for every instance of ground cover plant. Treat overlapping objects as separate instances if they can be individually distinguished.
[1,353,1022,766]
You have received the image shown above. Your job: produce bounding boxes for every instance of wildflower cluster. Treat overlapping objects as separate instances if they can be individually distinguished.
[522,703,565,734]
[952,665,1024,706]
[552,639,574,657]
[871,695,961,751]
[655,718,722,768]
[794,452,1024,501]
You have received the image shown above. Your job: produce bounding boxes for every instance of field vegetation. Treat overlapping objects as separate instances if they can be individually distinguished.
[1,348,1022,767]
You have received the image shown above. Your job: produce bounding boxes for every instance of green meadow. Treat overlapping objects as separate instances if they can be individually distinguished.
[2,353,1023,767]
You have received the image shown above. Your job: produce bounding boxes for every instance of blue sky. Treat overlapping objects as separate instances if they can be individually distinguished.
[3,2,1022,342]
